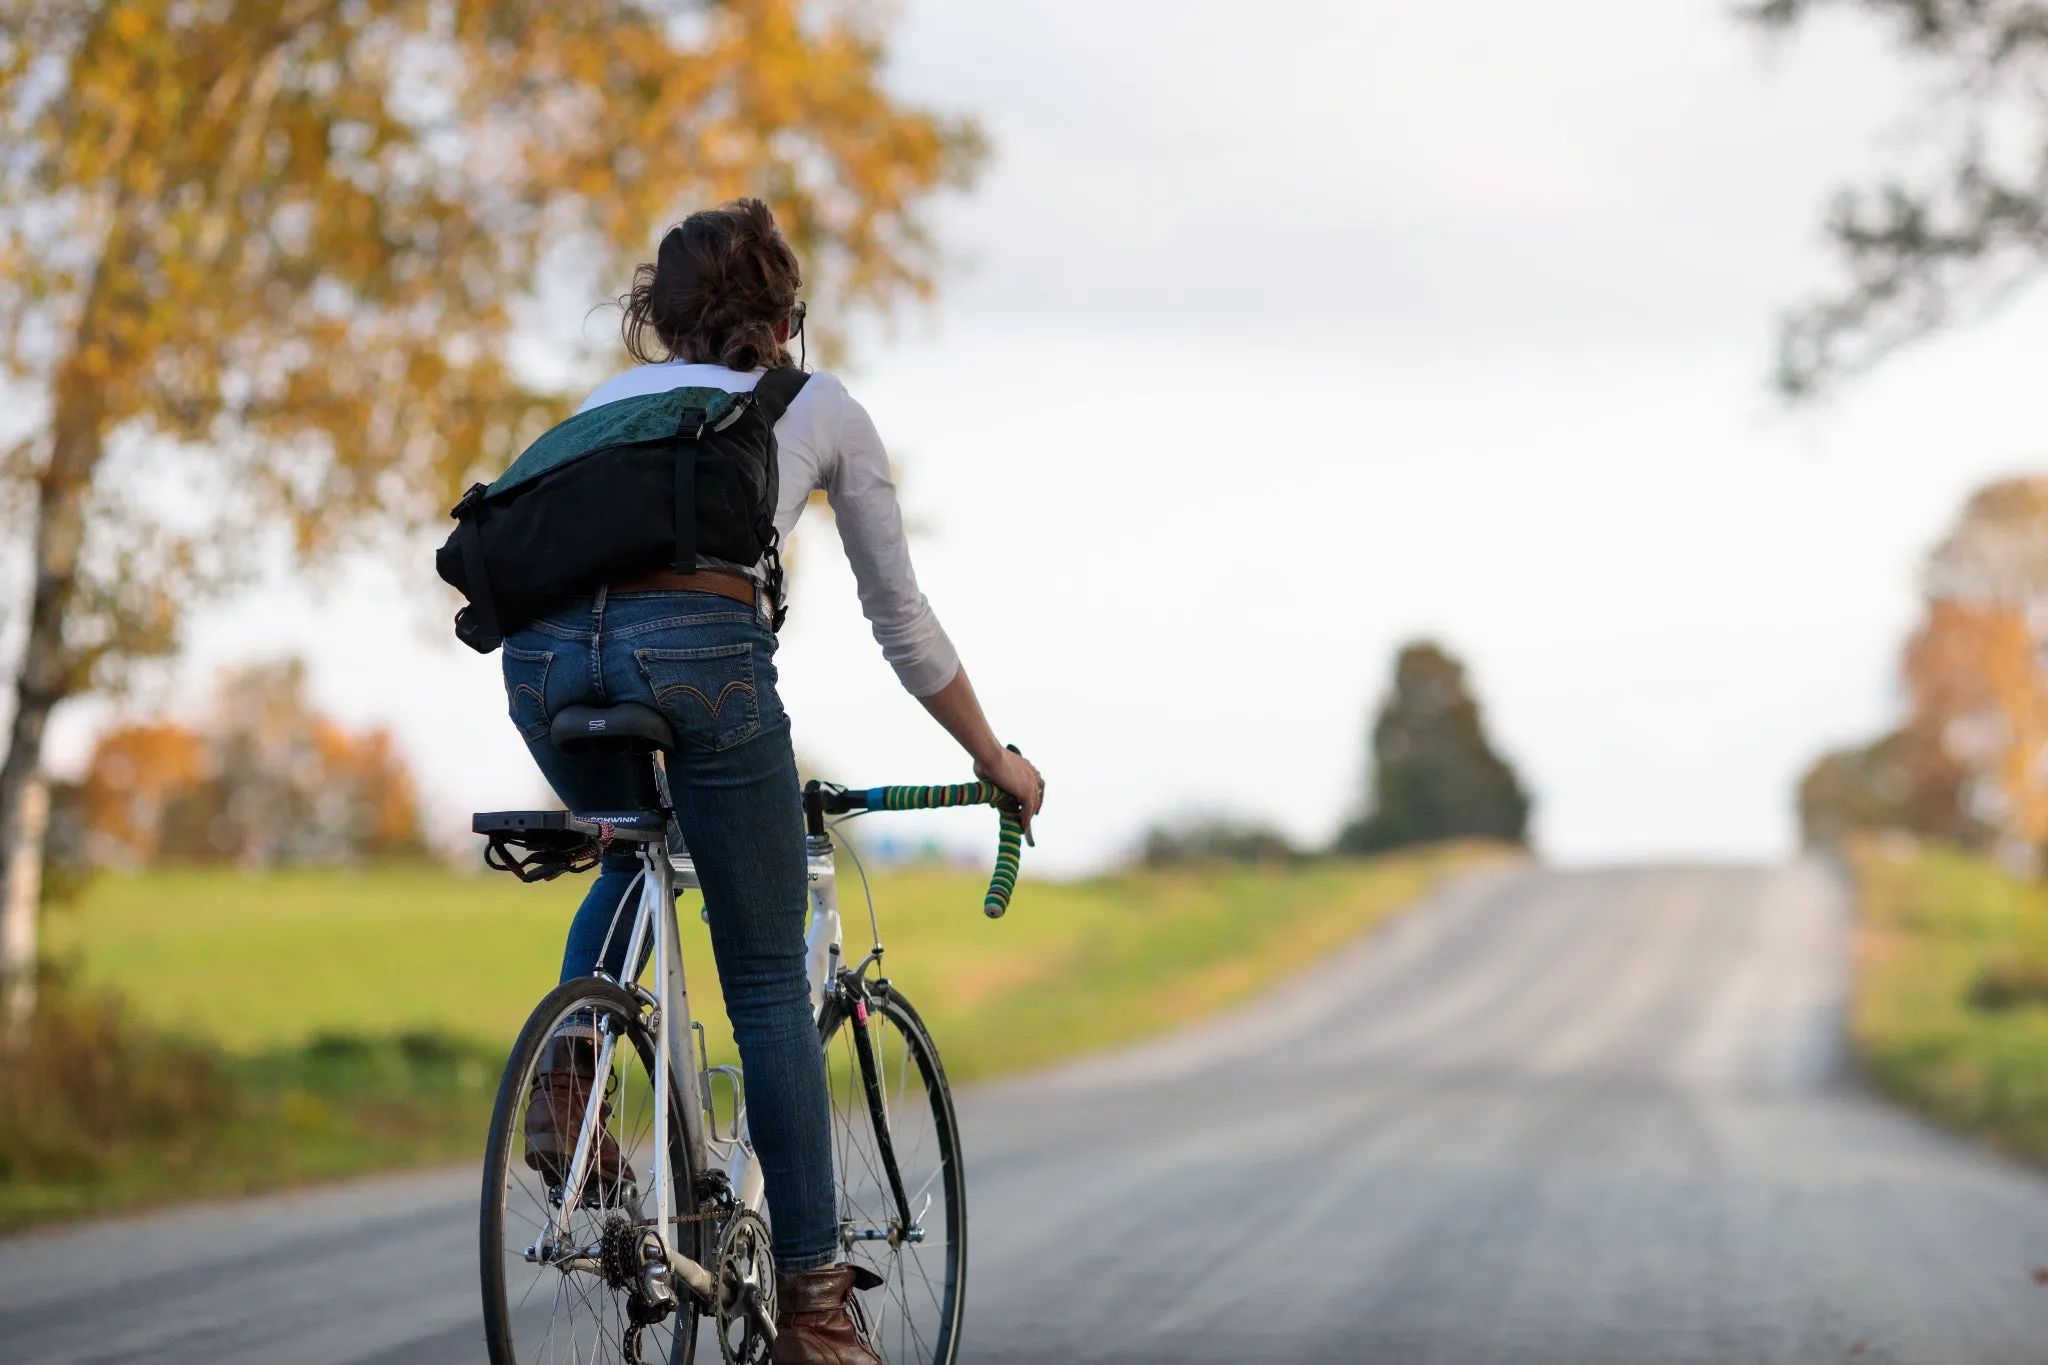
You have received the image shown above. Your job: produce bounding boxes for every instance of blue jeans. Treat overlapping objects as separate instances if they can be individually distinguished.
[501,588,837,1271]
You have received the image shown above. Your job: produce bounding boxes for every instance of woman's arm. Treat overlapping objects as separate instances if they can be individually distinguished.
[813,380,1044,827]
[917,667,1045,833]
[816,383,961,693]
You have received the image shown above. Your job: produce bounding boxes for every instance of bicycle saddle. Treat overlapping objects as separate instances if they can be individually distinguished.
[550,703,676,755]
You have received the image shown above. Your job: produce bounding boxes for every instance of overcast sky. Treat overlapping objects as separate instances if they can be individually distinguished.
[45,0,2048,874]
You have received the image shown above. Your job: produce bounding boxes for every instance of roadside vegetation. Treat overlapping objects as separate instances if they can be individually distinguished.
[1847,837,2048,1163]
[1793,477,2048,1165]
[0,969,500,1229]
[3,843,1504,1230]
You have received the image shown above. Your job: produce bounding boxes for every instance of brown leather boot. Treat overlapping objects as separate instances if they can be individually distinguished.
[771,1264,885,1365]
[522,1033,626,1193]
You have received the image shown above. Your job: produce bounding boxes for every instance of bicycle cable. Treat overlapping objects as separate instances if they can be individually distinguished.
[826,811,886,957]
[590,867,648,984]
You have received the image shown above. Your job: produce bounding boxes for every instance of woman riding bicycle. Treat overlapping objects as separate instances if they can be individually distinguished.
[497,198,1043,1364]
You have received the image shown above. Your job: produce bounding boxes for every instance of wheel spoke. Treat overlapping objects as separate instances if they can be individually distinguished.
[824,990,961,1365]
[482,982,700,1365]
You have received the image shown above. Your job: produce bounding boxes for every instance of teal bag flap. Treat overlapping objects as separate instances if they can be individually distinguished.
[485,387,748,498]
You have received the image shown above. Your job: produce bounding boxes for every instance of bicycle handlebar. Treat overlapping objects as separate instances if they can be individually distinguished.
[805,778,1026,919]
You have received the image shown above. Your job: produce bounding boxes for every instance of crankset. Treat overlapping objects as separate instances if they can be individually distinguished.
[714,1208,778,1365]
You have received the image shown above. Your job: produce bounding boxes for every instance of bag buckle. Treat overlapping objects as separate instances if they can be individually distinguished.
[451,482,487,518]
[763,537,790,633]
[675,407,708,440]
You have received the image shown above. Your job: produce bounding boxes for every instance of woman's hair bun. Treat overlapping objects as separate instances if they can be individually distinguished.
[621,198,802,371]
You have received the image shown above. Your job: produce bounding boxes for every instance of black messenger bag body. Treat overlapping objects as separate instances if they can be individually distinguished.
[436,368,810,654]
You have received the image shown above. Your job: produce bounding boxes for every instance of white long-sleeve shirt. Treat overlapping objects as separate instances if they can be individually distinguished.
[576,362,961,698]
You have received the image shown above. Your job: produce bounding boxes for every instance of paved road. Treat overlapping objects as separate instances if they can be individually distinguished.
[6,865,2048,1363]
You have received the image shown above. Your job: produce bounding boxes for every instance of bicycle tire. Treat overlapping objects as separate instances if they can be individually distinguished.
[818,983,967,1365]
[481,976,704,1365]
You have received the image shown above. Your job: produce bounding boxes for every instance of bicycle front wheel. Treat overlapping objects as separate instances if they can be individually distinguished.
[481,976,704,1365]
[819,983,966,1365]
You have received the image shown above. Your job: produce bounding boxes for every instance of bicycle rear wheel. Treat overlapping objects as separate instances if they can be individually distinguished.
[819,982,966,1365]
[482,977,704,1365]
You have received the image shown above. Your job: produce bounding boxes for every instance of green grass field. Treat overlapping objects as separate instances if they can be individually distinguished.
[46,848,1499,1076]
[6,845,1501,1228]
[1848,838,2048,1163]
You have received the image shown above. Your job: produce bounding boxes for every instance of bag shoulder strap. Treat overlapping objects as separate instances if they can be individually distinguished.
[750,368,812,424]
[673,439,699,573]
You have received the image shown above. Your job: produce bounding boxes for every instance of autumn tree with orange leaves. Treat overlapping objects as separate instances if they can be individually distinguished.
[76,721,207,866]
[77,658,424,867]
[0,0,984,903]
[1748,8,2048,866]
[1802,478,2048,870]
[1906,480,2048,868]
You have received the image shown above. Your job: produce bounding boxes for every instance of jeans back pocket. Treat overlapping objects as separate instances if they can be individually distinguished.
[634,643,761,751]
[503,644,555,741]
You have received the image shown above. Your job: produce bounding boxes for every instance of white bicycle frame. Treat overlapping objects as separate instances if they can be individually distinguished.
[542,827,846,1294]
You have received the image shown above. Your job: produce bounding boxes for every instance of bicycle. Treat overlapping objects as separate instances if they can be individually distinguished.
[472,699,1025,1365]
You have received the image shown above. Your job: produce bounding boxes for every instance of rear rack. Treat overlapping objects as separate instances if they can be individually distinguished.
[472,809,668,882]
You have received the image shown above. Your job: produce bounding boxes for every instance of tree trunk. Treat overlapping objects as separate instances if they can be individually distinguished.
[2,777,48,1046]
[0,419,100,911]
[0,194,123,922]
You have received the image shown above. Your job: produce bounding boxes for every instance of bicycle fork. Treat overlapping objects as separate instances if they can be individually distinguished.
[805,831,925,1247]
[841,986,927,1246]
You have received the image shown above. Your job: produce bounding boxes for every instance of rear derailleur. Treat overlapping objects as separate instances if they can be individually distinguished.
[604,1172,780,1365]
[601,1214,680,1365]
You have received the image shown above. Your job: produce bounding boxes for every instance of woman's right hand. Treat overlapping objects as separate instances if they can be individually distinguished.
[974,747,1045,836]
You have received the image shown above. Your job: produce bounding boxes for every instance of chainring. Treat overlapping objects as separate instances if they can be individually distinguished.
[714,1209,778,1365]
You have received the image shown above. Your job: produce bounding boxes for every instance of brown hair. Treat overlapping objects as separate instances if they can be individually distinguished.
[619,198,802,370]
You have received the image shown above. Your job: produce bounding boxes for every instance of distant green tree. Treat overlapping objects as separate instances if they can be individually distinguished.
[1334,642,1531,854]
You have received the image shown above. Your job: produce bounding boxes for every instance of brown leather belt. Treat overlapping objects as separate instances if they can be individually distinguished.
[607,568,759,608]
